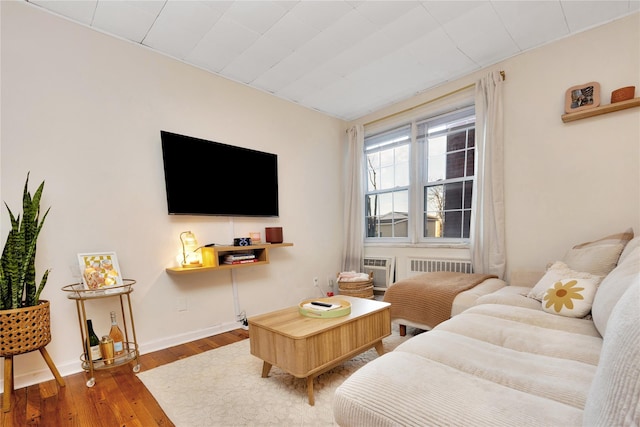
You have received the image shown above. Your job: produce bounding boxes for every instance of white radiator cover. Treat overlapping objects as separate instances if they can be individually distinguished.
[407,258,473,276]
[363,257,395,290]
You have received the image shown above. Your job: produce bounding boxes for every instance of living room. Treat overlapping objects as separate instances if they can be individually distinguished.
[1,0,639,423]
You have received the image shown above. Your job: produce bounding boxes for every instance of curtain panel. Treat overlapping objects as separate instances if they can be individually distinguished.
[342,125,364,272]
[471,71,506,278]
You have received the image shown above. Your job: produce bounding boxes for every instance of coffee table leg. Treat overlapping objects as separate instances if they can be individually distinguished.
[307,376,315,406]
[374,340,384,356]
[261,361,272,378]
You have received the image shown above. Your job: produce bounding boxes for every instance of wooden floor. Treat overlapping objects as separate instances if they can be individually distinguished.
[1,329,250,427]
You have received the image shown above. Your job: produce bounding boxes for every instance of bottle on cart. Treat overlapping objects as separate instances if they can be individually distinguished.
[109,311,125,356]
[86,319,102,361]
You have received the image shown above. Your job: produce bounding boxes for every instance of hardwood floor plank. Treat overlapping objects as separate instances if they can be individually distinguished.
[1,329,247,426]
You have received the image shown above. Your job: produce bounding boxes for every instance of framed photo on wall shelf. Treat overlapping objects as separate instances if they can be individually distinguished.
[78,252,123,290]
[565,82,600,113]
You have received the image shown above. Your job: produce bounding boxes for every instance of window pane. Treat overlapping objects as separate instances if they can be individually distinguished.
[425,185,444,212]
[463,209,471,238]
[468,129,475,148]
[446,151,465,179]
[428,154,446,181]
[443,182,463,210]
[366,153,379,192]
[424,212,443,237]
[447,130,466,151]
[380,165,394,189]
[464,181,473,209]
[443,210,462,238]
[466,148,475,176]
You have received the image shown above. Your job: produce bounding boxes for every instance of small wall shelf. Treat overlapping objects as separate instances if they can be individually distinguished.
[166,242,293,274]
[562,97,640,123]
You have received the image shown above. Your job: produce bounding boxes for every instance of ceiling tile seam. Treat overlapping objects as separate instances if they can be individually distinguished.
[488,0,523,52]
[89,0,99,27]
[139,0,168,47]
[558,1,571,34]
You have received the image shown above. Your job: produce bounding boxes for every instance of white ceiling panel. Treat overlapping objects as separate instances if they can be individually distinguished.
[222,36,291,83]
[92,1,164,43]
[30,0,97,25]
[186,17,260,72]
[223,1,288,34]
[492,1,568,51]
[25,0,639,120]
[142,1,228,58]
[562,1,636,32]
[262,11,321,52]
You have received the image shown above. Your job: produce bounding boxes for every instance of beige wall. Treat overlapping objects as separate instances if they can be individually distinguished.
[1,2,345,387]
[356,13,640,281]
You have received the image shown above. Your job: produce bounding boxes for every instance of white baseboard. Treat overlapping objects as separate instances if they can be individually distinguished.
[1,321,240,390]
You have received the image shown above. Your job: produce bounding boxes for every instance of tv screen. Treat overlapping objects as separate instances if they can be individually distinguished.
[161,131,279,216]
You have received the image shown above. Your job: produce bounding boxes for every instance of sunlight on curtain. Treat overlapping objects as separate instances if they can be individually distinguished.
[342,125,364,272]
[471,71,506,278]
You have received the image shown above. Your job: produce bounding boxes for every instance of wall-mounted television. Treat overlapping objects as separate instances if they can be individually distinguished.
[161,131,279,216]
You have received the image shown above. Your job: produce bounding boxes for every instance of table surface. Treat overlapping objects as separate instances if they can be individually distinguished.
[248,296,390,338]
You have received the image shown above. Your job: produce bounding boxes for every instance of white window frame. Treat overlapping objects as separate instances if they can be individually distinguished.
[364,105,475,245]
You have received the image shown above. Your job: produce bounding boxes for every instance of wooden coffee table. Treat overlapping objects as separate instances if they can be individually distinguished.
[248,296,391,405]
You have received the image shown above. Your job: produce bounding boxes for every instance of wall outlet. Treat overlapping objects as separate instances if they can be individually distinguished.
[176,297,188,312]
[313,277,319,287]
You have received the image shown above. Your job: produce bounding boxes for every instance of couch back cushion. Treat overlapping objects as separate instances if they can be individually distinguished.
[591,246,640,337]
[583,281,639,426]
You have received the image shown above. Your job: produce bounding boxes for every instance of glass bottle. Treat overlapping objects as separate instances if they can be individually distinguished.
[109,311,125,356]
[86,319,101,361]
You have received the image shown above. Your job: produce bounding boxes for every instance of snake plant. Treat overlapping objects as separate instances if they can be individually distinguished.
[0,173,50,310]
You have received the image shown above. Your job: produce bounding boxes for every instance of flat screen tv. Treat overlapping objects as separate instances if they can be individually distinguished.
[161,131,279,216]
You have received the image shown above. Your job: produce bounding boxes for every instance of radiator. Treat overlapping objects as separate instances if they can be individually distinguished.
[407,258,473,276]
[363,257,395,290]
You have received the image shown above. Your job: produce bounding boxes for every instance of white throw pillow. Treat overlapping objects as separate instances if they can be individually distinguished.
[591,246,640,337]
[541,278,598,317]
[618,236,640,265]
[562,243,623,277]
[527,261,602,301]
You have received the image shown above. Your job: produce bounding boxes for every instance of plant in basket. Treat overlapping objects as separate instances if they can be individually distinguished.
[0,172,50,310]
[0,173,62,413]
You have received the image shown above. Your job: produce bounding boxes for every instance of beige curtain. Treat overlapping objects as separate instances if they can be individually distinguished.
[471,71,506,278]
[342,125,364,272]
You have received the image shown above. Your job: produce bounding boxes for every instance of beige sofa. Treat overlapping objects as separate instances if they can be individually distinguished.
[334,235,639,426]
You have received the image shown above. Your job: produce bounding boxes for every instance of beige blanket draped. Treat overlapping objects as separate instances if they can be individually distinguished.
[383,272,497,329]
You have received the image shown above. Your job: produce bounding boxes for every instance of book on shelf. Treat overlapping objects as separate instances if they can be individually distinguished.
[223,258,259,265]
[223,253,255,261]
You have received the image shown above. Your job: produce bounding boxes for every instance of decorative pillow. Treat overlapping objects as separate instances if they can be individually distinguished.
[572,228,634,250]
[591,246,640,337]
[527,261,603,301]
[541,278,598,317]
[618,235,640,265]
[562,243,624,276]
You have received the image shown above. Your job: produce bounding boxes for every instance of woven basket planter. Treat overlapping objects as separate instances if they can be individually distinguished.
[338,279,374,299]
[0,301,52,357]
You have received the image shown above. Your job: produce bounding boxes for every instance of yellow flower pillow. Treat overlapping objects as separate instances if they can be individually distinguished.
[542,278,599,318]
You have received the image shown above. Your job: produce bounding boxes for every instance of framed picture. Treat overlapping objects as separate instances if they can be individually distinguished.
[565,82,600,113]
[78,252,123,290]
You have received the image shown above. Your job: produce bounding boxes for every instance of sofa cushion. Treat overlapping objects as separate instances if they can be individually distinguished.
[591,246,640,337]
[527,261,602,301]
[619,235,640,265]
[583,281,640,426]
[541,278,598,318]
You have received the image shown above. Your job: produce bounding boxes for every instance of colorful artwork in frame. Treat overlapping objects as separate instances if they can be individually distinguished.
[564,81,601,113]
[78,252,123,290]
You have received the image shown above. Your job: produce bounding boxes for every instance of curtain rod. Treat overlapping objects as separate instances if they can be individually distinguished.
[363,70,505,127]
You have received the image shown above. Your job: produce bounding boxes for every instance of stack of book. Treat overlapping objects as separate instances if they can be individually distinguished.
[223,253,257,265]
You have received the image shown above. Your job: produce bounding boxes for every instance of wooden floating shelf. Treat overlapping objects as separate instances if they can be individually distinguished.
[562,97,640,123]
[166,242,293,274]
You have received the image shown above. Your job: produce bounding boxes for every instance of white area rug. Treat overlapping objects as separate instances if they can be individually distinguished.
[137,329,414,426]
